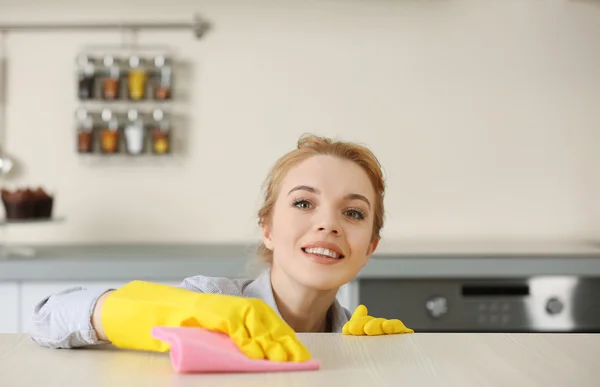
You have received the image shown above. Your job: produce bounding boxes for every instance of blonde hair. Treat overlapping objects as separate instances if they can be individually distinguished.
[257,134,385,263]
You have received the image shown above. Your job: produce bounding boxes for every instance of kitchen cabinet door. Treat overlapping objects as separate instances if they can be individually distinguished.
[20,280,181,333]
[0,282,19,333]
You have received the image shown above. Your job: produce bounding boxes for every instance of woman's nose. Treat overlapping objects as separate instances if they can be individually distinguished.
[316,212,341,235]
[318,226,339,235]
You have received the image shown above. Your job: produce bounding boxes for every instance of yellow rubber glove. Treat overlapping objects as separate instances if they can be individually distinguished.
[342,304,414,335]
[101,280,311,362]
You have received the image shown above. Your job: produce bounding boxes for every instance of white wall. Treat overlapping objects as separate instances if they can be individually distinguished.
[0,0,599,245]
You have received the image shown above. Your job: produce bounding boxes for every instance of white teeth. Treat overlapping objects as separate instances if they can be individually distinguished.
[304,247,341,258]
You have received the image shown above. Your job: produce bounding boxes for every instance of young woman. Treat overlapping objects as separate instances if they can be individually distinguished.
[26,134,412,363]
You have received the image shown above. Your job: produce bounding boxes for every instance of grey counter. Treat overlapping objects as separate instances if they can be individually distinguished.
[1,242,600,281]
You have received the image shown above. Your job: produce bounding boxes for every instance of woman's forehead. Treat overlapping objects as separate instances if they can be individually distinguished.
[280,155,375,199]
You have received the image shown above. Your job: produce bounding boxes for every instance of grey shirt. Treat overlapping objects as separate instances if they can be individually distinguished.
[26,269,352,349]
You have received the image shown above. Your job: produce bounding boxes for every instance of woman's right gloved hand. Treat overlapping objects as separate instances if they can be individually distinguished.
[100,280,311,362]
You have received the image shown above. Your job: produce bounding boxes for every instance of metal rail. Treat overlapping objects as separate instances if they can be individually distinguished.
[0,14,210,38]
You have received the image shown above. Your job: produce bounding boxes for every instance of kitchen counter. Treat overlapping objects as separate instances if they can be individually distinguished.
[1,240,600,281]
[1,332,599,386]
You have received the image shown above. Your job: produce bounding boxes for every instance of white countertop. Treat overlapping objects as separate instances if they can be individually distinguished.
[1,333,599,386]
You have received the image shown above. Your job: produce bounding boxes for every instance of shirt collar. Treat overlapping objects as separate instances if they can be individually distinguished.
[244,268,350,333]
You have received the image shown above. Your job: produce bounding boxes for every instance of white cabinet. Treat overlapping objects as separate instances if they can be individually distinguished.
[0,282,19,333]
[20,280,181,333]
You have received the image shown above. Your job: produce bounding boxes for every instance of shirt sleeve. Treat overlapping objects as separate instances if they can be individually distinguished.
[26,286,113,349]
[178,275,245,296]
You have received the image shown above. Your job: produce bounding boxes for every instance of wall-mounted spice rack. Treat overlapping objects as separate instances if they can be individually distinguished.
[77,53,173,102]
[77,107,171,156]
[75,45,184,158]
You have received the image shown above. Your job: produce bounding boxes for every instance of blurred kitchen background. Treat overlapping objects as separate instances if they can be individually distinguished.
[0,0,599,335]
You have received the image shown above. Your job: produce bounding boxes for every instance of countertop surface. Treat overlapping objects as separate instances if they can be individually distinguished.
[1,240,600,281]
[1,332,599,387]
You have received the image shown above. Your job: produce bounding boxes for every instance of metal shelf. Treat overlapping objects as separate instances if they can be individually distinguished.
[0,217,66,226]
[0,217,67,258]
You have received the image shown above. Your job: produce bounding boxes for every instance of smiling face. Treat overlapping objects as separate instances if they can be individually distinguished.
[262,155,380,291]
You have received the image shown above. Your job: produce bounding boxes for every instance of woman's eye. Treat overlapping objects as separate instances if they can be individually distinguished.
[345,209,365,220]
[294,200,313,210]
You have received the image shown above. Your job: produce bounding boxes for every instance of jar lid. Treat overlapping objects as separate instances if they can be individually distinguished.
[75,108,88,121]
[154,55,167,67]
[129,55,141,67]
[127,109,139,121]
[103,55,115,67]
[101,108,113,121]
[152,109,164,121]
[76,54,91,67]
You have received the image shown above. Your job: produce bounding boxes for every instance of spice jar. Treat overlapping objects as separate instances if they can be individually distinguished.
[76,108,94,153]
[128,55,147,101]
[77,55,96,100]
[99,109,120,153]
[150,109,170,155]
[102,55,121,100]
[124,109,145,155]
[153,55,172,100]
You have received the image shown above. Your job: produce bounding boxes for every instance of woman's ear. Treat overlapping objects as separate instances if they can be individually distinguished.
[366,237,380,257]
[360,238,380,269]
[261,223,274,250]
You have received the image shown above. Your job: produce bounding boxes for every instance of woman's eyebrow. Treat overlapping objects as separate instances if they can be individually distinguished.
[288,185,320,195]
[345,193,371,209]
[287,185,371,209]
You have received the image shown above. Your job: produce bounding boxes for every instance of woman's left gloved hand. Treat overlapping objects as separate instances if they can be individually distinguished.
[342,305,414,336]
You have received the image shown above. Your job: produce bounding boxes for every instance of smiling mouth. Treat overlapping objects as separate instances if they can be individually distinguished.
[301,247,345,259]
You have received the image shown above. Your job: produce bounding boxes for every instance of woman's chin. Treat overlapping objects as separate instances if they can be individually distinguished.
[293,269,353,292]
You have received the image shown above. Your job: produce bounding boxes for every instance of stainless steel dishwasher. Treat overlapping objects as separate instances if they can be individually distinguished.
[358,276,600,333]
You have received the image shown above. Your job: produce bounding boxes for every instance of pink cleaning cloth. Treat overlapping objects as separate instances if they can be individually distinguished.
[151,326,321,374]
